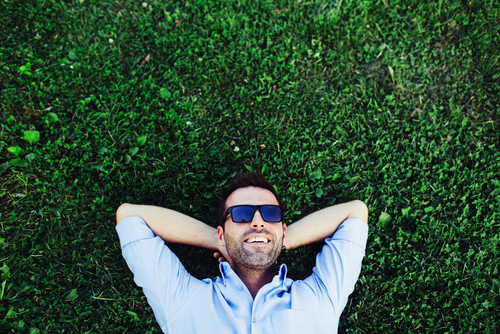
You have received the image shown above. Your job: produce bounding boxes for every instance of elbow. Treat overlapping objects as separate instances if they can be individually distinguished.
[349,200,369,224]
[359,200,369,224]
[116,203,131,224]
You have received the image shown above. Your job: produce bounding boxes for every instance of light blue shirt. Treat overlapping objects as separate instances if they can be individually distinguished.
[116,216,368,334]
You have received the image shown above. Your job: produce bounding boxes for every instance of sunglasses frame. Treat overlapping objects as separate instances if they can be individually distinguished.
[224,205,283,223]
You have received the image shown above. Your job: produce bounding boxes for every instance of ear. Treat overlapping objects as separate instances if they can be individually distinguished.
[282,223,287,246]
[217,225,225,247]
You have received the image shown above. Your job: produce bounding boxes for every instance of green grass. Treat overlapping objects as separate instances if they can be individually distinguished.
[1,0,499,332]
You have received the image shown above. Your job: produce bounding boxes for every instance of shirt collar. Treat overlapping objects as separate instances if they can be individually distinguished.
[277,263,287,284]
[219,262,230,285]
[218,262,288,286]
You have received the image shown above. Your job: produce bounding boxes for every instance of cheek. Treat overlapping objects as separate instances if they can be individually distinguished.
[273,226,285,238]
[221,228,240,243]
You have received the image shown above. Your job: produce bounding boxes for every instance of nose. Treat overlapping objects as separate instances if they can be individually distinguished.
[250,210,266,229]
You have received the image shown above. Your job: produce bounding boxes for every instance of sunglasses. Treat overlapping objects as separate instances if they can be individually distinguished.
[224,205,283,223]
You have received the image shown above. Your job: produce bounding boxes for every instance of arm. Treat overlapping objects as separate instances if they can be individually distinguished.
[284,200,368,251]
[115,210,213,328]
[116,203,220,251]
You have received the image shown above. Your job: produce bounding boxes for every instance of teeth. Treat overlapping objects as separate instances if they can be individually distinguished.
[246,237,270,243]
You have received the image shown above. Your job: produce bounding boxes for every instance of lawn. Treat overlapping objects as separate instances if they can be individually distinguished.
[1,0,499,332]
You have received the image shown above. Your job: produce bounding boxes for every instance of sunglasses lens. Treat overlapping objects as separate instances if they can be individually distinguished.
[231,206,255,222]
[261,206,282,222]
[230,205,282,223]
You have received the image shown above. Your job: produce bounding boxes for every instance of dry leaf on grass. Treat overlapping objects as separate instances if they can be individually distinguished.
[140,54,151,66]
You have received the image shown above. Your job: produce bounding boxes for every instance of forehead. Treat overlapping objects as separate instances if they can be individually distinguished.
[226,186,279,208]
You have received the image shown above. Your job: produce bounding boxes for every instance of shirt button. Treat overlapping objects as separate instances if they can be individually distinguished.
[252,318,256,323]
[237,285,243,291]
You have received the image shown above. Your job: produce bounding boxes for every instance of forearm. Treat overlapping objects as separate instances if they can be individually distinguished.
[285,200,368,251]
[116,203,219,250]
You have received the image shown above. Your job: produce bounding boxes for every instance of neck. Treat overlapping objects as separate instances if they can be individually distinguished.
[232,265,278,299]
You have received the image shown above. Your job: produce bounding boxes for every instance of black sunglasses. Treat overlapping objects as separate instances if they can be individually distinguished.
[224,205,283,223]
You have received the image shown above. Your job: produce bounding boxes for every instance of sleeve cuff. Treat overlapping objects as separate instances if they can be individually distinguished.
[116,216,155,248]
[329,217,369,248]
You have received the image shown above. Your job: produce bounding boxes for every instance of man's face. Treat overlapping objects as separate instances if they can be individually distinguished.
[217,186,286,272]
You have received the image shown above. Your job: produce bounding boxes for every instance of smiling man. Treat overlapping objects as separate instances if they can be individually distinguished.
[116,172,368,333]
[216,185,287,298]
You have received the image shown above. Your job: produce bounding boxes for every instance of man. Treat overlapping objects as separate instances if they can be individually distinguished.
[116,172,368,333]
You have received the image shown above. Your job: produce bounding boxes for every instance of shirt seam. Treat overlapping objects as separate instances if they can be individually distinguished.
[328,237,367,251]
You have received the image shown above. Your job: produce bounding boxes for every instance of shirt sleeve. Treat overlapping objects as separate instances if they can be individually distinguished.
[307,217,368,313]
[116,216,205,329]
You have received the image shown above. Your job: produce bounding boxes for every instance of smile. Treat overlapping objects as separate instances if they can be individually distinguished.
[244,237,271,243]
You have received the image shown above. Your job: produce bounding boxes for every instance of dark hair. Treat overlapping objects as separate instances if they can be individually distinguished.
[217,172,284,228]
